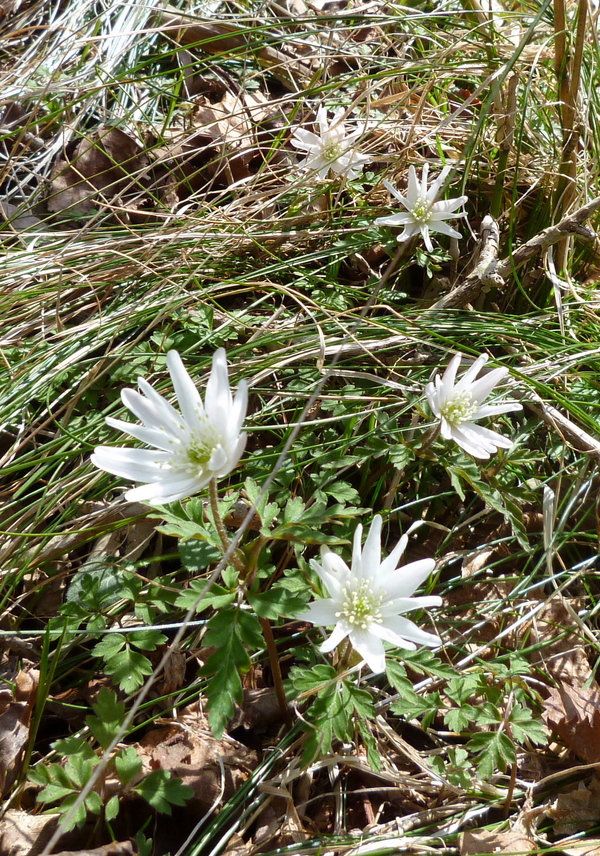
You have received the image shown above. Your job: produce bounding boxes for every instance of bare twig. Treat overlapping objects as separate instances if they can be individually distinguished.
[432,195,600,309]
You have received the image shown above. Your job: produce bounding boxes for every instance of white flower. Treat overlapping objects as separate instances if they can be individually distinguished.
[299,515,441,674]
[375,164,468,251]
[426,352,522,459]
[290,106,371,180]
[91,349,247,504]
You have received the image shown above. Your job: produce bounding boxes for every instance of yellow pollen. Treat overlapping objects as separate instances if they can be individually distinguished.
[440,390,478,425]
[336,581,383,630]
[411,197,431,223]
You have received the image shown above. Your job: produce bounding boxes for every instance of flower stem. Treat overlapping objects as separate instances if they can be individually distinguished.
[415,424,441,455]
[259,616,293,727]
[208,478,245,575]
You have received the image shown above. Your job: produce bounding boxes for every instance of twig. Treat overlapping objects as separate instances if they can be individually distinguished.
[432,196,600,309]
[521,396,600,460]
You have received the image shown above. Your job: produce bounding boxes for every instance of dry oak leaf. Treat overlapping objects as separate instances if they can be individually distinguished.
[0,809,59,856]
[137,707,257,815]
[545,775,600,836]
[460,830,536,855]
[531,600,596,688]
[0,668,39,795]
[48,127,151,217]
[542,682,600,763]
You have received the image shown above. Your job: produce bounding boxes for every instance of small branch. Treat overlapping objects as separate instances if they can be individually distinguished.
[208,478,246,574]
[432,196,600,310]
[521,396,600,460]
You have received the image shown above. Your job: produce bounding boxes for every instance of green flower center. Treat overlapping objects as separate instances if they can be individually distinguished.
[411,196,431,223]
[337,581,383,629]
[324,142,343,162]
[440,391,478,425]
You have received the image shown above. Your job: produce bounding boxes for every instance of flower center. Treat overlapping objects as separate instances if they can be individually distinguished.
[411,196,432,223]
[440,391,478,425]
[337,580,383,629]
[323,142,343,163]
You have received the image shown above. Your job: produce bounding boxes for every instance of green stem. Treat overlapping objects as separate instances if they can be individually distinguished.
[208,478,245,575]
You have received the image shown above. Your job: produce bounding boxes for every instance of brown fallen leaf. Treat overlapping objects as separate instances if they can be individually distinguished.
[0,809,59,856]
[0,669,39,795]
[460,829,536,855]
[136,703,257,815]
[545,775,600,836]
[52,842,137,856]
[47,127,151,218]
[531,600,596,689]
[542,682,600,763]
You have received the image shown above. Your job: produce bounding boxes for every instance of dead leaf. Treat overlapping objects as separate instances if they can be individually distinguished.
[542,682,600,763]
[545,776,600,836]
[531,600,596,688]
[0,809,59,856]
[0,669,39,795]
[47,127,151,218]
[52,842,137,856]
[459,830,536,855]
[136,704,257,815]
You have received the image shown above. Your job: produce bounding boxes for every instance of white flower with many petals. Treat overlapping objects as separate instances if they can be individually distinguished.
[375,164,468,251]
[426,352,522,459]
[290,106,371,180]
[91,349,247,504]
[299,515,441,674]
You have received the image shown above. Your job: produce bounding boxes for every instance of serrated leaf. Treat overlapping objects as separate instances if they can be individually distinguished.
[105,794,120,821]
[92,633,126,660]
[104,647,153,694]
[65,754,95,788]
[179,538,221,572]
[52,737,95,758]
[58,794,88,830]
[85,790,103,815]
[322,481,360,503]
[200,621,249,736]
[135,770,193,814]
[247,586,306,619]
[36,783,76,803]
[87,688,125,750]
[444,705,475,733]
[129,629,167,651]
[287,664,337,696]
[115,745,142,786]
[176,580,236,612]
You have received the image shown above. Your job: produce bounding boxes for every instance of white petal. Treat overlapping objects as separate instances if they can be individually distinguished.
[378,531,408,578]
[297,599,339,626]
[91,446,174,480]
[382,558,437,599]
[381,594,443,614]
[473,401,522,419]
[382,179,410,208]
[166,350,204,432]
[466,367,509,401]
[361,515,382,579]
[122,385,183,433]
[431,195,468,214]
[427,220,462,241]
[454,353,488,390]
[371,616,440,649]
[124,474,208,504]
[426,164,451,201]
[321,621,351,653]
[407,165,421,202]
[375,212,415,227]
[422,225,434,252]
[348,628,386,674]
[104,418,179,452]
[291,129,321,151]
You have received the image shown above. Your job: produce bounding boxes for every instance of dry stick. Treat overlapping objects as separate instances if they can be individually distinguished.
[431,194,600,310]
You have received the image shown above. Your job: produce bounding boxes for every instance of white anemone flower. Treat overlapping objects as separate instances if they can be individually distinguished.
[290,106,371,180]
[375,164,468,251]
[299,515,441,674]
[91,349,247,504]
[426,352,522,459]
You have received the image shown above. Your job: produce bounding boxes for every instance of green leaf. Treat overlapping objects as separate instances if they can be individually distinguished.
[129,629,167,651]
[64,754,95,788]
[87,688,125,750]
[134,770,193,814]
[85,790,103,815]
[444,705,476,733]
[104,646,154,694]
[115,745,142,786]
[247,586,306,619]
[287,664,337,696]
[175,580,236,612]
[58,794,88,830]
[52,737,95,758]
[200,611,250,736]
[36,783,76,803]
[92,633,126,660]
[179,538,221,572]
[105,794,120,822]
[322,481,360,503]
